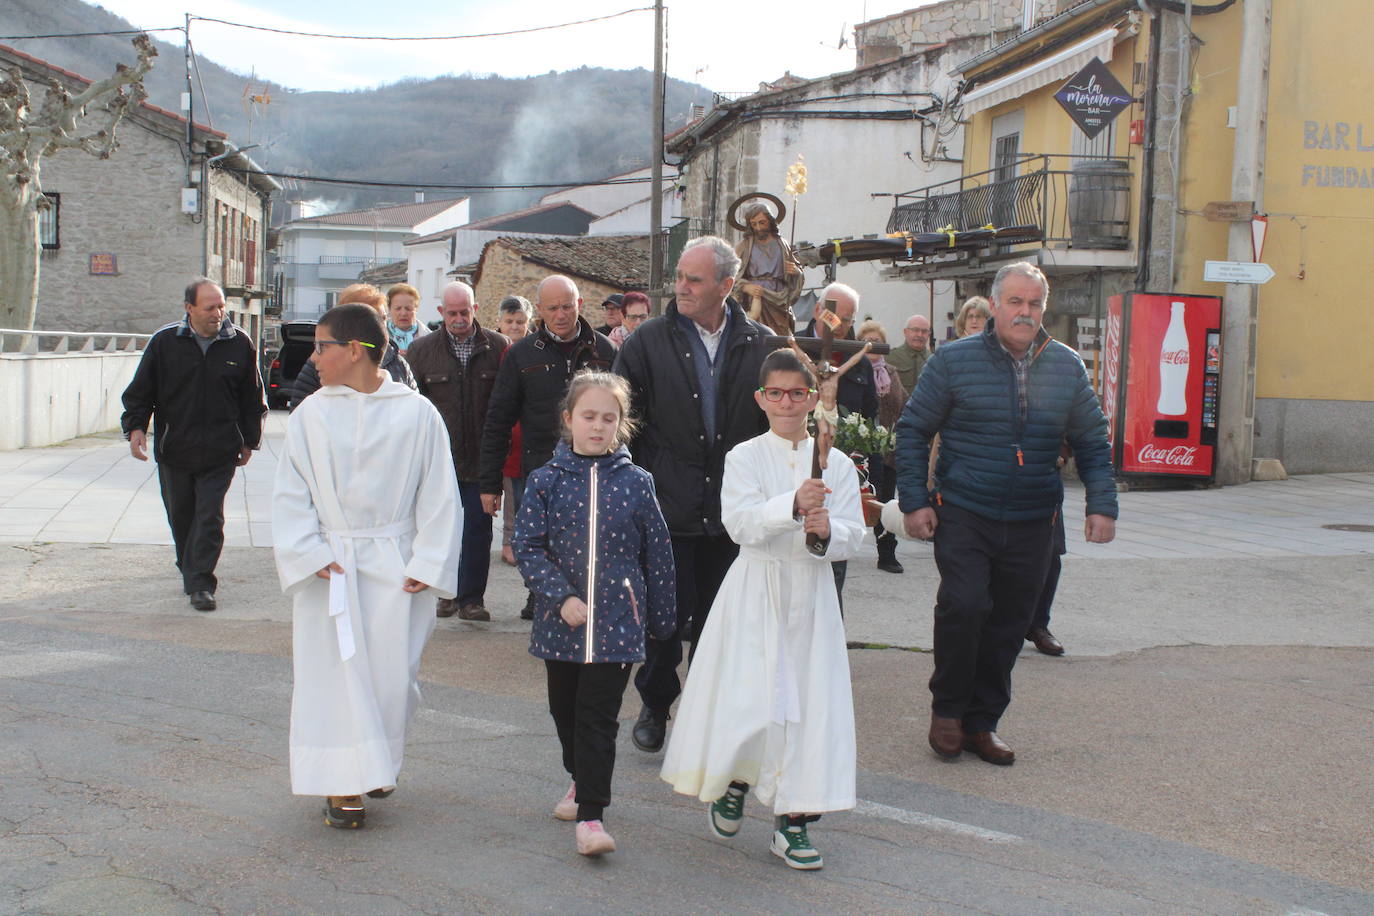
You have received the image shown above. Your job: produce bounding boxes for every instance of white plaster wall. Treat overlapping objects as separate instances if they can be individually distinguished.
[722,58,967,340]
[586,189,680,235]
[0,352,142,450]
[412,200,471,236]
[405,239,453,317]
[539,168,663,216]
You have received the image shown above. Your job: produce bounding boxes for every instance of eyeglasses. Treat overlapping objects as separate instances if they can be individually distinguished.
[758,387,816,403]
[313,339,377,355]
[624,312,649,322]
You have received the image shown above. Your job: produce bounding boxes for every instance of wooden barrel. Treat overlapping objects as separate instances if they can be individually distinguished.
[1069,159,1131,250]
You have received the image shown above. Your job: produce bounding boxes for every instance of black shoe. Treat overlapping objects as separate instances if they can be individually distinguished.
[631,704,667,752]
[519,594,535,621]
[189,590,216,612]
[876,555,904,574]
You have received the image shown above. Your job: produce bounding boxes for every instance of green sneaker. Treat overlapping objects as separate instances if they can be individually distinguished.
[709,784,746,839]
[771,820,823,870]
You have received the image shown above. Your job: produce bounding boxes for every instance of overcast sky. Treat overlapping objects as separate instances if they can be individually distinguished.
[94,0,936,93]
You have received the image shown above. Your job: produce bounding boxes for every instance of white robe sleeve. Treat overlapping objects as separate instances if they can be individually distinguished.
[720,443,802,547]
[403,404,461,598]
[271,414,336,596]
[816,446,867,562]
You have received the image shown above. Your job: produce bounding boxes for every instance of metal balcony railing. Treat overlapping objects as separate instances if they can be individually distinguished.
[887,154,1133,251]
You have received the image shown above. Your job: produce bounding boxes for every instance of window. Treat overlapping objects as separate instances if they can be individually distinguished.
[1072,120,1117,162]
[39,193,60,249]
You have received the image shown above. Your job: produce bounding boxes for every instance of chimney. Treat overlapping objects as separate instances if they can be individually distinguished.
[690,103,705,122]
[414,190,425,203]
[1023,0,1036,31]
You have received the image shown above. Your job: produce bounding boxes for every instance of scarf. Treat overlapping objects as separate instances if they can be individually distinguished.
[872,356,891,397]
[389,322,418,351]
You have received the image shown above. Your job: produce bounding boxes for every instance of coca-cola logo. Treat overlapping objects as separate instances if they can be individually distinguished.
[1137,444,1198,467]
[1160,349,1189,366]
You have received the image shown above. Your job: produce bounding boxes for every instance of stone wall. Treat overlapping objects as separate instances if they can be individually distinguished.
[33,103,207,336]
[857,0,1059,65]
[473,243,623,329]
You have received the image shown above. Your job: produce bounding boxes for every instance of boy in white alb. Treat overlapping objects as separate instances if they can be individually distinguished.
[660,349,865,870]
[272,303,461,829]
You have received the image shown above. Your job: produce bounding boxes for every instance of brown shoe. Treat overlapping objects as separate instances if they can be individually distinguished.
[457,603,491,621]
[435,598,458,618]
[928,714,964,759]
[963,731,1015,765]
[1026,627,1065,656]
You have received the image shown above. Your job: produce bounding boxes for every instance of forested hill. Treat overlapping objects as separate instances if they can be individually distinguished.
[1,0,712,215]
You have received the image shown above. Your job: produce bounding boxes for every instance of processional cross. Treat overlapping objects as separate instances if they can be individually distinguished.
[764,299,887,555]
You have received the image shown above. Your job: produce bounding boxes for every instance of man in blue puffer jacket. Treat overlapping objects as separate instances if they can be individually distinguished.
[894,262,1118,767]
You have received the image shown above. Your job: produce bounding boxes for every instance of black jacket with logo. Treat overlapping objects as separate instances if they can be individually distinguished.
[120,317,266,471]
[478,317,616,494]
[612,297,771,538]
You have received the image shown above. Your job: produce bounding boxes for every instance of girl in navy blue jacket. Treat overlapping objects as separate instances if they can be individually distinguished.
[513,370,675,857]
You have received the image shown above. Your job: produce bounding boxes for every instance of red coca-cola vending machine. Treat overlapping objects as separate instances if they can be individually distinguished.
[1100,292,1222,481]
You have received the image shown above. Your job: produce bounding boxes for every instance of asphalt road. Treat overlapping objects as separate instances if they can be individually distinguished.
[3,541,1373,915]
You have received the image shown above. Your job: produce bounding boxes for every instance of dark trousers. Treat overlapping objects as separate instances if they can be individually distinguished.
[831,561,847,614]
[929,503,1054,732]
[871,457,898,559]
[545,659,633,822]
[635,532,739,713]
[1030,509,1066,631]
[456,480,493,606]
[157,462,236,594]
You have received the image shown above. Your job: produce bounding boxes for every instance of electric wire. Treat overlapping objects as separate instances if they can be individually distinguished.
[213,164,659,192]
[0,28,184,40]
[186,8,651,42]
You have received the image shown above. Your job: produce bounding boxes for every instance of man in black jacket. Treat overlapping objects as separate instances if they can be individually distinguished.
[408,281,509,621]
[478,274,615,514]
[613,236,771,752]
[121,279,266,612]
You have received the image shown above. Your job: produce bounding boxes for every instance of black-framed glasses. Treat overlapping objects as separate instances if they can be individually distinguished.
[313,339,377,355]
[758,386,816,403]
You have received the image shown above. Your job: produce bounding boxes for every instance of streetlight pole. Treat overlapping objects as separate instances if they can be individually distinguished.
[648,0,666,310]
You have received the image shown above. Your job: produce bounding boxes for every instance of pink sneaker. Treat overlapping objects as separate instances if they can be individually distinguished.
[553,782,577,821]
[575,819,616,856]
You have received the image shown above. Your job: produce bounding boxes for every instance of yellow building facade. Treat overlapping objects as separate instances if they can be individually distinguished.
[892,0,1372,478]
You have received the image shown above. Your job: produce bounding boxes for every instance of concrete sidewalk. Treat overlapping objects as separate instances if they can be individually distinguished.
[3,415,1373,658]
[4,411,1373,558]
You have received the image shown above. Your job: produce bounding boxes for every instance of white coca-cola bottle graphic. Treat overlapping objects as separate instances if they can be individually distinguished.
[1157,301,1190,416]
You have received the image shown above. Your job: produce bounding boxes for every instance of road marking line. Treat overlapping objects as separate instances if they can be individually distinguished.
[415,708,521,737]
[0,649,124,678]
[854,799,1024,844]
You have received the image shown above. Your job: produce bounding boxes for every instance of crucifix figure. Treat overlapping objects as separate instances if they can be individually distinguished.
[786,299,872,555]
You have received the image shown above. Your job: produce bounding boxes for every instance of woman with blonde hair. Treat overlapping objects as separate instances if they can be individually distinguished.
[289,284,417,410]
[955,296,991,338]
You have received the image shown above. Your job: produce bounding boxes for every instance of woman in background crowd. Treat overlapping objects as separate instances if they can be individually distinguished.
[955,296,991,338]
[289,284,416,410]
[857,320,907,575]
[496,296,538,621]
[386,283,430,356]
[609,292,651,349]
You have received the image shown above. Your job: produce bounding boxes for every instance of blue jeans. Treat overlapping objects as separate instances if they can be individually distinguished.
[456,480,493,606]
